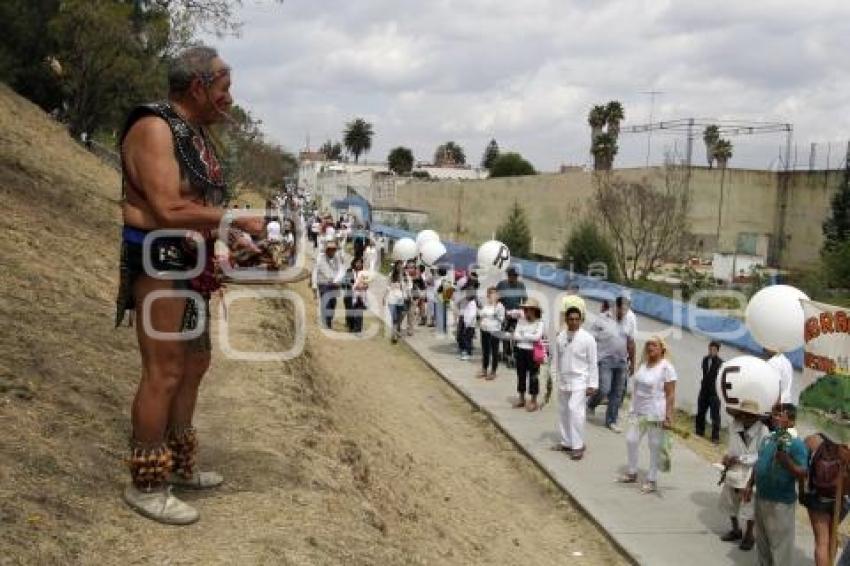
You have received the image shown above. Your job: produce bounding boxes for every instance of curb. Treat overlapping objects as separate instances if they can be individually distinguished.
[404,339,641,566]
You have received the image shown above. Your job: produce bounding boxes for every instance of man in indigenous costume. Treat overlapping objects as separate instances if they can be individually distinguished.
[115,46,263,524]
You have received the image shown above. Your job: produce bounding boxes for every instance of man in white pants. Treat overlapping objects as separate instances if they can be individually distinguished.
[550,306,598,460]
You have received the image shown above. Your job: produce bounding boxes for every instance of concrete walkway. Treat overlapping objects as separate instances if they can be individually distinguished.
[351,273,815,566]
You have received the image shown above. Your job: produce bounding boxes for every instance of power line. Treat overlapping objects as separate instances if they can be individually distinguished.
[639,90,664,167]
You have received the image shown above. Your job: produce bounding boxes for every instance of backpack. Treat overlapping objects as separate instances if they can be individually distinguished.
[810,434,850,497]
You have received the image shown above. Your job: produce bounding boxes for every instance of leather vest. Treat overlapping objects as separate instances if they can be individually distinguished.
[120,102,227,206]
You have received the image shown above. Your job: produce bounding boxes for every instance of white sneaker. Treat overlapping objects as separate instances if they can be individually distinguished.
[607,423,622,433]
[123,485,199,525]
[168,470,224,490]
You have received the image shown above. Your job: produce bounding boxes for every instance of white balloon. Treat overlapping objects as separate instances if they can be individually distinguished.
[745,285,809,352]
[392,238,418,261]
[419,239,447,266]
[477,240,511,273]
[716,355,781,415]
[416,230,440,248]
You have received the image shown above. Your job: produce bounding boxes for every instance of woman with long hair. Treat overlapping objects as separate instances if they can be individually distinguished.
[619,336,677,494]
[344,256,368,333]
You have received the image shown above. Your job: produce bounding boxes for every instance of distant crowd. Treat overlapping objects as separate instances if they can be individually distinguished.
[307,224,850,566]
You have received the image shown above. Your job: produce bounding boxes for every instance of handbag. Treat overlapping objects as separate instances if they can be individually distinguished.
[532,339,547,365]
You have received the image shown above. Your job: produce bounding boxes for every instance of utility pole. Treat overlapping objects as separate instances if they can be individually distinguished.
[640,90,664,167]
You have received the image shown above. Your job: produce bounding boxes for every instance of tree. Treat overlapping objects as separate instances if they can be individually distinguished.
[434,141,465,166]
[595,167,692,282]
[489,152,536,177]
[0,0,63,113]
[703,125,720,168]
[823,169,850,251]
[387,146,414,175]
[320,139,342,160]
[822,165,850,286]
[561,220,620,282]
[144,0,285,48]
[713,138,733,241]
[713,138,733,169]
[823,242,850,287]
[343,117,373,162]
[49,0,170,136]
[495,201,532,259]
[220,104,297,202]
[591,133,618,171]
[481,138,500,170]
[587,105,607,146]
[605,100,625,139]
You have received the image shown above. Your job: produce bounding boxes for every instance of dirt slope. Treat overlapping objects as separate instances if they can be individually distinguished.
[0,85,625,565]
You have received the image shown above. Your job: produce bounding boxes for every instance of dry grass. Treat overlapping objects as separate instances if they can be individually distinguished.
[0,84,626,565]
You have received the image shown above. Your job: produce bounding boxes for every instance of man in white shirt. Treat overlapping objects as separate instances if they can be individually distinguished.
[315,239,344,329]
[551,306,598,460]
[265,219,282,243]
[719,400,769,551]
[766,350,794,404]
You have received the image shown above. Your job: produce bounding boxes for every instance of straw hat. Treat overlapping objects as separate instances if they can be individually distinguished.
[737,399,763,416]
[520,298,542,313]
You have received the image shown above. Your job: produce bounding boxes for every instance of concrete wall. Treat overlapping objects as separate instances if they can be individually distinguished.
[393,167,842,270]
[372,209,430,230]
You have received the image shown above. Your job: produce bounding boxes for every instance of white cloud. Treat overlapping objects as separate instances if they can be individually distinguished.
[210,0,850,170]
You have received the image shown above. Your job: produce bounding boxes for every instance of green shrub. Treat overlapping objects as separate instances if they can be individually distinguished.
[560,220,619,282]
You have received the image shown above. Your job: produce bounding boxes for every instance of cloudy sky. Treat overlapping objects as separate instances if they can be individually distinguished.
[212,0,850,171]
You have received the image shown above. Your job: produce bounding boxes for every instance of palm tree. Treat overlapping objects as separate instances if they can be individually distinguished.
[588,105,608,146]
[713,138,733,169]
[713,138,733,243]
[343,118,373,163]
[591,133,618,171]
[703,124,720,168]
[605,101,625,139]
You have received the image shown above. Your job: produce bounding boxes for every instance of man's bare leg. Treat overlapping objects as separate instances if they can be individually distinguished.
[124,274,199,525]
[131,275,188,442]
[166,343,224,489]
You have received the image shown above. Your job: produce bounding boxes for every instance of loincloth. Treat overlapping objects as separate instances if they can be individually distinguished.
[115,226,212,352]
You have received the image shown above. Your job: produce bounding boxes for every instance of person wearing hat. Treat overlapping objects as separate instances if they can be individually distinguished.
[561,281,587,317]
[497,267,528,369]
[549,306,598,460]
[718,401,769,551]
[512,298,545,411]
[315,237,344,329]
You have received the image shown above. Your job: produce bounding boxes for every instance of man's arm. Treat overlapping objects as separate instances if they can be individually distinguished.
[776,441,808,481]
[587,336,599,392]
[627,337,636,375]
